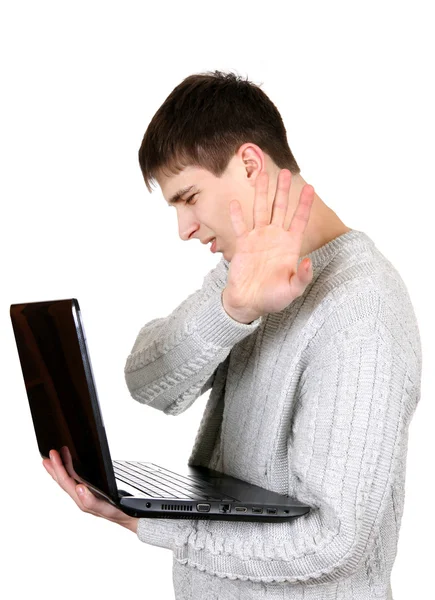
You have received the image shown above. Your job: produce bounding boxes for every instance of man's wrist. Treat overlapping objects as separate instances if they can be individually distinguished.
[122,517,139,534]
[221,289,260,324]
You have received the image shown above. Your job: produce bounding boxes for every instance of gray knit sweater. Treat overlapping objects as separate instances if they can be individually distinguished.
[124,229,422,599]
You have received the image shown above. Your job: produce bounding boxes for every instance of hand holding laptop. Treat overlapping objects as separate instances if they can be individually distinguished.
[42,448,139,534]
[11,299,311,522]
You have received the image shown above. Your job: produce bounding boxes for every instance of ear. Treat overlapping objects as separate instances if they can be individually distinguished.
[237,143,265,183]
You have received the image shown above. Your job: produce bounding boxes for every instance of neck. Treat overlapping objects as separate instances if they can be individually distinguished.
[280,173,352,256]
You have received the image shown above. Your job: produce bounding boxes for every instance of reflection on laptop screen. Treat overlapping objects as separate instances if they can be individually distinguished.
[10,299,116,500]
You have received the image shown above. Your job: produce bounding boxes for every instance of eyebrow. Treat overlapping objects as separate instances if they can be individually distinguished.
[168,184,198,205]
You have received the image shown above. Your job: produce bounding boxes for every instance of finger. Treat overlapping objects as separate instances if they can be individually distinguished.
[287,184,315,247]
[229,199,248,237]
[74,484,123,521]
[43,458,57,481]
[60,445,80,480]
[49,449,89,506]
[47,451,115,517]
[253,171,270,229]
[270,169,292,229]
[44,455,88,508]
[75,484,104,514]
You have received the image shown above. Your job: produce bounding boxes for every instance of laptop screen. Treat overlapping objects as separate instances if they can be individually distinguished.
[10,298,119,503]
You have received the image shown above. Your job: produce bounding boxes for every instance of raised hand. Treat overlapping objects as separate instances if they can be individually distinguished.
[223,169,314,322]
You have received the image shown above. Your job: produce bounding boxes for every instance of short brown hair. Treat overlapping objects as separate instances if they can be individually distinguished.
[138,70,301,194]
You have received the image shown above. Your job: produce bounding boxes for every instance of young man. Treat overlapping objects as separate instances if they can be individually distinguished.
[44,70,422,599]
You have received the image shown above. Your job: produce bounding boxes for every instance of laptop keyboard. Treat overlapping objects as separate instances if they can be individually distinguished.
[113,460,236,501]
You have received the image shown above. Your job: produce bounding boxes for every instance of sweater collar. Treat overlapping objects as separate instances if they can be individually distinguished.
[298,228,374,273]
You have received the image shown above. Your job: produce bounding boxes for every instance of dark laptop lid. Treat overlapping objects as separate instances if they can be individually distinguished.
[10,298,119,505]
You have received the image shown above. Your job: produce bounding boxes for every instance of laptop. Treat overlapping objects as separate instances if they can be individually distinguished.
[10,298,311,522]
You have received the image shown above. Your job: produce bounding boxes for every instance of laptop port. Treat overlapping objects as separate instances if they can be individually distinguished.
[219,503,231,513]
[266,508,277,514]
[235,506,247,512]
[196,503,210,512]
[252,507,263,514]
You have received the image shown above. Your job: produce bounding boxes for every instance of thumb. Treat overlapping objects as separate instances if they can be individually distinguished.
[297,258,312,281]
[290,258,312,296]
[303,258,312,274]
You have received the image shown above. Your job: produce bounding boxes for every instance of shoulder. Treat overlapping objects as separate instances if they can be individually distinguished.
[297,232,421,378]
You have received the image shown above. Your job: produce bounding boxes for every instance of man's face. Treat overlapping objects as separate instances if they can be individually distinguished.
[156,155,260,262]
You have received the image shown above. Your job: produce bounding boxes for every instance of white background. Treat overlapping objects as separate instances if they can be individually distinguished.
[1,1,433,598]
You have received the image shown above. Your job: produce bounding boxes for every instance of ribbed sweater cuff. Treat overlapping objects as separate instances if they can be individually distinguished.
[195,290,263,347]
[136,517,185,551]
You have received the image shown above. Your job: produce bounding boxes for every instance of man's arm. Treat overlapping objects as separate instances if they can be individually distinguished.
[136,293,422,584]
[124,257,263,416]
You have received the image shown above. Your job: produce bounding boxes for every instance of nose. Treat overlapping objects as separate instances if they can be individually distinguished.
[178,216,200,241]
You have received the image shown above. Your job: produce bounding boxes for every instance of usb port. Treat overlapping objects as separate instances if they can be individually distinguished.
[266,508,277,514]
[235,506,247,512]
[196,503,210,512]
[252,507,263,514]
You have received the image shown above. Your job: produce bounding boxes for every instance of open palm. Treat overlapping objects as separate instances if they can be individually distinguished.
[226,169,314,317]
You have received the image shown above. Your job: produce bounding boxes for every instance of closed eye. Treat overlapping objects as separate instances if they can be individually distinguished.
[167,192,199,208]
[185,193,198,205]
